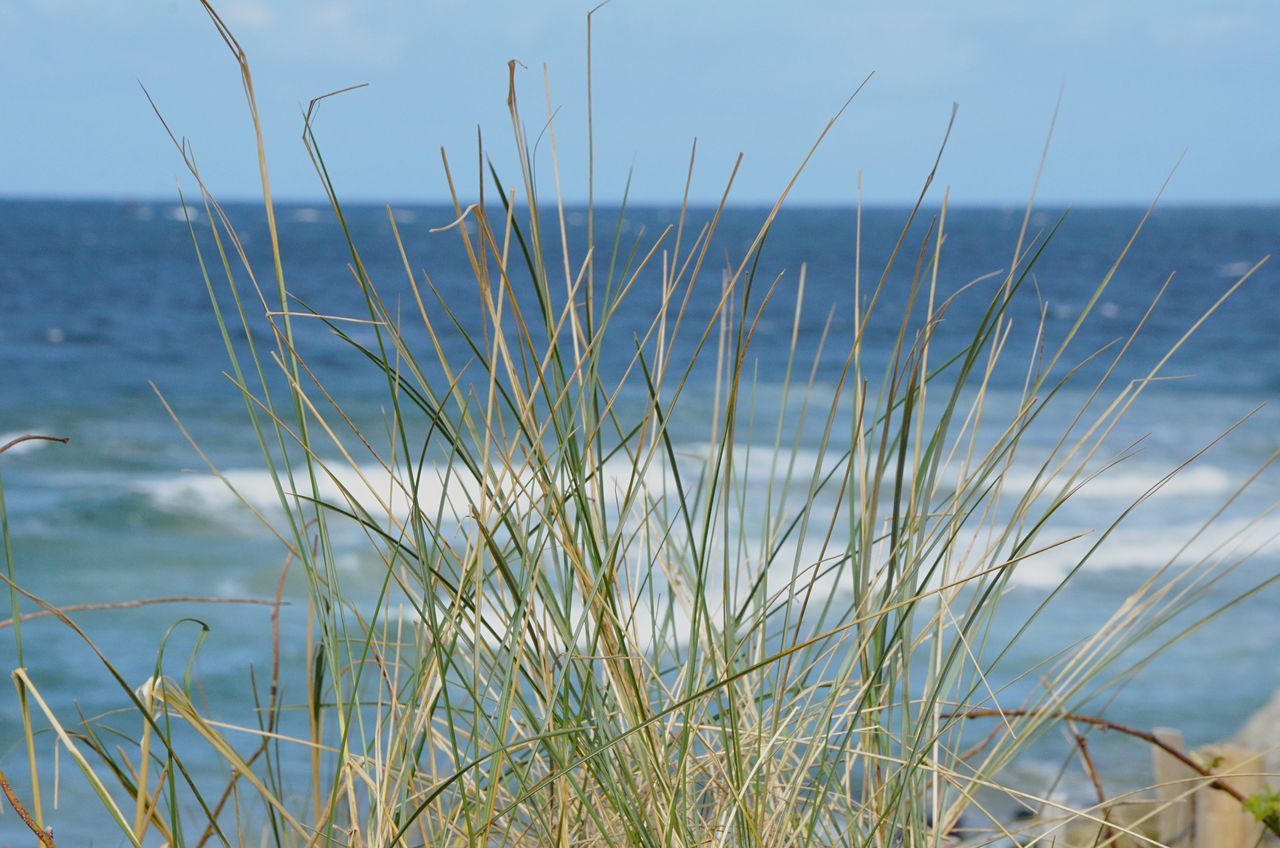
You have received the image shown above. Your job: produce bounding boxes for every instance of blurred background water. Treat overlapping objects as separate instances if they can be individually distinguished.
[1,198,1278,841]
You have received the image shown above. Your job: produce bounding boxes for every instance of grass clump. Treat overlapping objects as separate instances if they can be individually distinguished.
[2,3,1275,846]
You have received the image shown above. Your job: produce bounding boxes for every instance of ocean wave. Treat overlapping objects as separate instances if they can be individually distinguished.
[999,463,1236,501]
[128,444,1244,521]
[132,453,680,527]
[1004,513,1280,588]
[1217,260,1257,278]
[127,443,1264,593]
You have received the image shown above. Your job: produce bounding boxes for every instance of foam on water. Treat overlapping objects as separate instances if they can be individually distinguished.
[132,451,681,529]
[1218,259,1258,278]
[125,439,1263,598]
[999,462,1236,501]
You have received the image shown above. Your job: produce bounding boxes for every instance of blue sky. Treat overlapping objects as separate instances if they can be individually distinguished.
[2,1,1276,205]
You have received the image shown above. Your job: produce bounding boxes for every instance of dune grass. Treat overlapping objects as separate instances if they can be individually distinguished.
[3,3,1277,846]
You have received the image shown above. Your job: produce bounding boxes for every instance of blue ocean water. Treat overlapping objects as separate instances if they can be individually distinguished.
[1,198,1278,840]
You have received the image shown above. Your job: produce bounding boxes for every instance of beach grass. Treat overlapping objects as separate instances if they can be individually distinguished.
[2,3,1277,846]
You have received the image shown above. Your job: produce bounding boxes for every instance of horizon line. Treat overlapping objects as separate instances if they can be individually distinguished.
[3,192,1278,211]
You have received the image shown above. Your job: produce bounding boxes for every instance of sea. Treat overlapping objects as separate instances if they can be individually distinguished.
[1,198,1278,841]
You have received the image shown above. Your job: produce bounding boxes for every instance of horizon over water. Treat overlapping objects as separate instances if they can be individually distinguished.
[4,192,1279,210]
[2,196,1278,841]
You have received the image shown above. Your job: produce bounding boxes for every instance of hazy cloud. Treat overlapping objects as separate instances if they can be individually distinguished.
[222,1,277,32]
[219,0,411,67]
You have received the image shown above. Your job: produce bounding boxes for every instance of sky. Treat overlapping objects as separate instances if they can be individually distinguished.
[2,1,1277,206]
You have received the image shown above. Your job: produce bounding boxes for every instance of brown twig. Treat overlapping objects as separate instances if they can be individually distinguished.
[268,545,294,733]
[0,596,287,630]
[0,767,56,846]
[1069,723,1115,846]
[0,435,69,457]
[950,708,1255,808]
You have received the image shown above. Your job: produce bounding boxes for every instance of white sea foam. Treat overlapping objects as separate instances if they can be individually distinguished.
[135,452,681,528]
[132,445,1241,530]
[370,493,1280,649]
[1217,260,1257,278]
[1001,513,1280,588]
[131,442,1264,598]
[999,463,1235,502]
